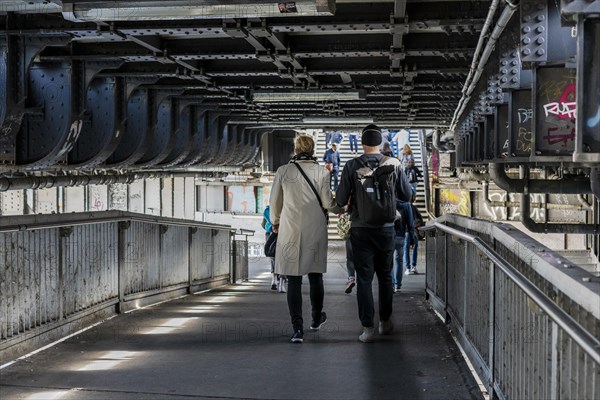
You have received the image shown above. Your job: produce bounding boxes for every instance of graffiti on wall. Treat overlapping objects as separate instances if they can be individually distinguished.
[537,68,577,154]
[439,189,470,216]
[226,186,257,213]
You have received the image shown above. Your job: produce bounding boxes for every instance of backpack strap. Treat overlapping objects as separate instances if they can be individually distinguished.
[292,162,328,218]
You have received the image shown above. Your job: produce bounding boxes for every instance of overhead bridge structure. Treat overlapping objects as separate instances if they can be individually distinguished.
[0,1,598,400]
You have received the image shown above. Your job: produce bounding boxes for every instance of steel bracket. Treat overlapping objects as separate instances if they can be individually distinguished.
[520,0,549,67]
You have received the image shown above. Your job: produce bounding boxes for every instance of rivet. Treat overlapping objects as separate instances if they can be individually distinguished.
[537,15,545,22]
[523,37,531,44]
[537,49,545,56]
[523,48,532,55]
[523,26,531,33]
[536,37,545,45]
[536,26,545,33]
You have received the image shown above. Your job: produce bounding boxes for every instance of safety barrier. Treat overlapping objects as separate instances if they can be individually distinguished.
[0,211,232,362]
[423,214,600,400]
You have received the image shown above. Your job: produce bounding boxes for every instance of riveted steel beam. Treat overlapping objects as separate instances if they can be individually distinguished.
[104,87,156,168]
[0,33,71,167]
[132,89,184,168]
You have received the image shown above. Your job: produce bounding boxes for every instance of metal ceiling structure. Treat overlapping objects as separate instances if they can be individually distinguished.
[0,0,598,184]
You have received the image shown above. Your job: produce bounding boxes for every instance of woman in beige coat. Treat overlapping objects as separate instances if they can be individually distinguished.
[270,135,341,343]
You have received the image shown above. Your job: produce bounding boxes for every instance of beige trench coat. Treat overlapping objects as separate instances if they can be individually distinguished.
[269,159,341,276]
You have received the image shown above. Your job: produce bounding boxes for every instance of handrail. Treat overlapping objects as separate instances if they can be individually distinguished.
[422,221,600,365]
[0,211,232,233]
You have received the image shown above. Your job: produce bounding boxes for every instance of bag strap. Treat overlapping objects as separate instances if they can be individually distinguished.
[292,162,327,214]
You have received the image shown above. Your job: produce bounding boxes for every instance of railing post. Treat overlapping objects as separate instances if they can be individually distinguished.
[550,321,559,400]
[444,232,449,323]
[58,226,73,322]
[488,259,496,399]
[188,227,195,293]
[117,221,130,313]
[463,241,469,331]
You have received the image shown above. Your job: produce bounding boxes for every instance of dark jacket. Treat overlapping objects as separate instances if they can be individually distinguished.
[323,148,341,169]
[335,153,413,228]
[405,165,422,183]
[395,201,414,237]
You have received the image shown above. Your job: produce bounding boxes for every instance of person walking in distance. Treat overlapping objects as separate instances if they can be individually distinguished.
[322,143,341,191]
[270,135,342,343]
[336,124,413,342]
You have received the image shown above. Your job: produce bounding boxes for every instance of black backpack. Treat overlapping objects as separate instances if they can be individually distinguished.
[353,156,397,224]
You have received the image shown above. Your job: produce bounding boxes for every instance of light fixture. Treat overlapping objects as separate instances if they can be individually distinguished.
[252,90,362,103]
[302,117,374,125]
[62,0,336,21]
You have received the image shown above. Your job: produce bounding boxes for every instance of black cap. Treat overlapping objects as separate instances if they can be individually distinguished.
[361,124,382,146]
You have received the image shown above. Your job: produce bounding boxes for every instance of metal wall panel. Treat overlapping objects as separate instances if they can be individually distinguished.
[88,185,108,212]
[161,178,173,218]
[213,229,231,277]
[0,190,24,215]
[128,180,144,213]
[34,188,57,214]
[0,229,60,340]
[160,225,189,287]
[63,186,85,213]
[0,212,232,359]
[173,177,185,219]
[190,228,213,281]
[144,178,161,216]
[61,223,118,317]
[184,177,195,220]
[108,183,128,211]
[123,221,161,295]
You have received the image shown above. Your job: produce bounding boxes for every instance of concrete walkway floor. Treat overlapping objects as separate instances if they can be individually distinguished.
[1,243,483,400]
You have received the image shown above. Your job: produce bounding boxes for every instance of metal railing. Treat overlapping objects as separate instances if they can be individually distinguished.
[422,214,600,400]
[0,211,233,361]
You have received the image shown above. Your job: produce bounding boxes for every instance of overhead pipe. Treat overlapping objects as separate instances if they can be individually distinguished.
[449,0,518,133]
[0,171,216,192]
[489,163,592,194]
[519,166,598,234]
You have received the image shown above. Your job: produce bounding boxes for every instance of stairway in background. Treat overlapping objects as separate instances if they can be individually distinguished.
[315,130,429,241]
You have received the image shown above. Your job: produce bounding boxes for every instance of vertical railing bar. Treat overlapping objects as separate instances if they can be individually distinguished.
[550,321,559,400]
[488,259,496,398]
[117,221,128,313]
[58,228,64,323]
[444,233,449,321]
[463,241,469,337]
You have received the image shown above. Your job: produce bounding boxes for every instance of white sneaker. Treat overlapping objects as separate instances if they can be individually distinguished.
[410,267,418,274]
[278,277,286,293]
[404,269,410,275]
[379,319,394,335]
[359,327,375,343]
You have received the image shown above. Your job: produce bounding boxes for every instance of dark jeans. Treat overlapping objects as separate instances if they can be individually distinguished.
[330,168,339,191]
[349,135,358,153]
[393,234,406,287]
[287,273,324,331]
[346,239,355,278]
[350,226,395,328]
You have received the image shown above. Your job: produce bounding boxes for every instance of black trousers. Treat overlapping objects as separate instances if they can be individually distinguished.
[350,226,395,328]
[287,273,324,331]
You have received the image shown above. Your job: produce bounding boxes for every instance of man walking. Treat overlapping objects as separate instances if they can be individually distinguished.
[322,143,341,191]
[336,124,413,342]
